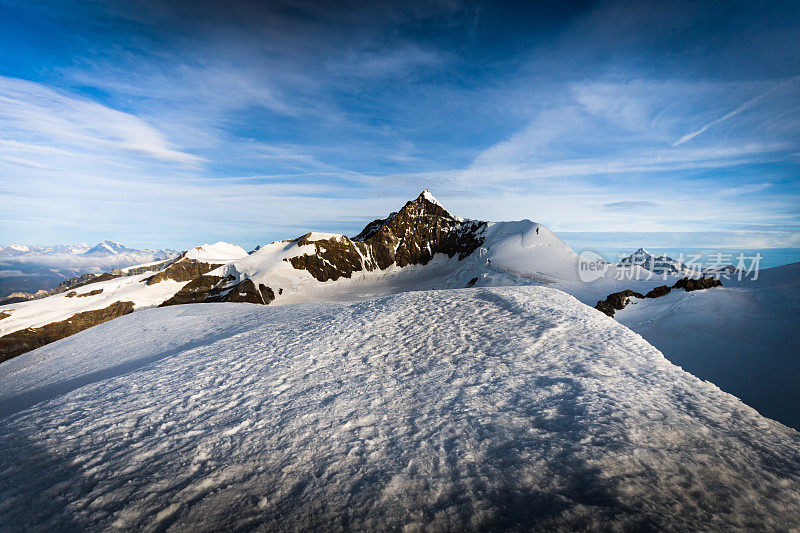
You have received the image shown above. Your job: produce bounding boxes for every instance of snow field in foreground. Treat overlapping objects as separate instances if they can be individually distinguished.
[1,286,799,531]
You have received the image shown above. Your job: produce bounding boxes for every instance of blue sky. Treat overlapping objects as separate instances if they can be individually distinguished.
[0,0,798,260]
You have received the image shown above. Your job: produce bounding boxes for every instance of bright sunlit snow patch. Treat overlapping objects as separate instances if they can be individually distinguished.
[1,287,798,531]
[183,241,248,263]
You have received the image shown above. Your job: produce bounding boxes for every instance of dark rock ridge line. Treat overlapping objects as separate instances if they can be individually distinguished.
[595,277,723,317]
[0,301,135,362]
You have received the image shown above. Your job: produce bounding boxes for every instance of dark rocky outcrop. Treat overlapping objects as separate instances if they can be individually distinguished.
[645,285,671,299]
[289,191,487,283]
[0,301,135,362]
[160,275,227,306]
[145,257,222,285]
[163,276,276,306]
[288,234,373,282]
[352,213,397,241]
[596,277,723,317]
[595,290,645,317]
[112,259,172,277]
[674,277,722,292]
[467,277,479,288]
[55,272,120,294]
[76,289,103,298]
[86,272,121,285]
[0,311,10,320]
[210,279,276,304]
[0,294,35,305]
[54,273,99,293]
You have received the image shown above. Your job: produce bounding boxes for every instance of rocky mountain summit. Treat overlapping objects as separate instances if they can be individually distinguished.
[194,190,487,304]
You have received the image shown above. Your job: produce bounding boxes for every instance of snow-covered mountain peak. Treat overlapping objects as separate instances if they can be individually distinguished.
[419,188,444,208]
[411,188,450,214]
[618,247,692,276]
[83,240,130,256]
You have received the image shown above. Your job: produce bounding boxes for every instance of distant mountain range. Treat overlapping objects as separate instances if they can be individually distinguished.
[617,247,737,277]
[0,240,174,258]
[0,241,177,298]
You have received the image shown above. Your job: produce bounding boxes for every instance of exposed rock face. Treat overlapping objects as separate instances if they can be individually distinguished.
[0,294,35,305]
[596,290,644,317]
[54,273,99,293]
[56,272,120,294]
[645,285,672,299]
[145,256,222,285]
[0,311,10,320]
[160,275,227,306]
[288,234,373,282]
[76,289,103,298]
[0,301,135,362]
[674,277,723,292]
[358,192,486,269]
[352,213,397,241]
[118,259,172,277]
[289,191,487,283]
[211,279,276,304]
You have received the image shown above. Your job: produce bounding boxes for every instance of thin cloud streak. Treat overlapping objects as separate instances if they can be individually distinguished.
[672,77,800,147]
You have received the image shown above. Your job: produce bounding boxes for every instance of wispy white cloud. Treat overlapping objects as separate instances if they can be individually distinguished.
[0,76,204,165]
[673,93,768,147]
[672,77,800,147]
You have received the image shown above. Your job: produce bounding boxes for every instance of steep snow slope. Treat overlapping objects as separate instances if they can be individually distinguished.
[1,287,798,531]
[617,261,800,430]
[0,271,185,334]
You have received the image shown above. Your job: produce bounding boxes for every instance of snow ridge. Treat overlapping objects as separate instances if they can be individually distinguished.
[1,287,798,531]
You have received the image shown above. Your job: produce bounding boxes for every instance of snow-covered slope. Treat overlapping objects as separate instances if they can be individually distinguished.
[0,242,248,360]
[617,261,800,430]
[1,287,798,530]
[183,242,248,263]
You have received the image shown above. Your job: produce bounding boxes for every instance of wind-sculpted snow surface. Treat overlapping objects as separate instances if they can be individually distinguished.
[1,287,799,531]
